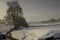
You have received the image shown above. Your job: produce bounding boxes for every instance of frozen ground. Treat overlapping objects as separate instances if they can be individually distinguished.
[11,24,60,40]
[0,23,60,40]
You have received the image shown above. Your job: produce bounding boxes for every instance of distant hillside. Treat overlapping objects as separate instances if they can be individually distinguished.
[28,18,60,24]
[41,18,60,23]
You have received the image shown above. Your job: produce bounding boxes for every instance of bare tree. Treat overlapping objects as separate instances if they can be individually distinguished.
[5,0,29,34]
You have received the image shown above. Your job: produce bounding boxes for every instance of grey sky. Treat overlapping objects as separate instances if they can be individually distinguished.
[0,0,60,22]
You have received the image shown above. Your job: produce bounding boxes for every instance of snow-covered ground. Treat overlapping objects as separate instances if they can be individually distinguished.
[0,23,60,40]
[11,24,60,40]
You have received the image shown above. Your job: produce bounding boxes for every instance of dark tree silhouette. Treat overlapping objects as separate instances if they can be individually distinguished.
[4,0,29,34]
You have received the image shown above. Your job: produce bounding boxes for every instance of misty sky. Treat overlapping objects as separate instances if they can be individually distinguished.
[0,0,60,22]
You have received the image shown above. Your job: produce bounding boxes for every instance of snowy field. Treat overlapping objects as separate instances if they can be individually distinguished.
[0,23,60,40]
[11,24,60,40]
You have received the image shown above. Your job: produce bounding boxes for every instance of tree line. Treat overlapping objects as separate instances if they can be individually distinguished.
[41,18,60,23]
